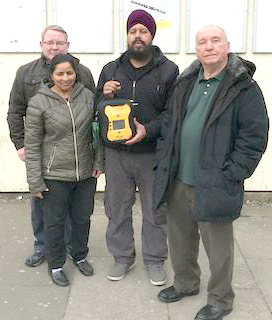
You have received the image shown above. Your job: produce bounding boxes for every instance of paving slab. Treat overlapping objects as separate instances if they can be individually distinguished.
[246,258,272,312]
[0,194,272,320]
[64,258,169,320]
[234,216,272,259]
[1,285,69,320]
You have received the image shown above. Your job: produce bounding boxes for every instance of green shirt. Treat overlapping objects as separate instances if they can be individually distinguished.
[177,69,225,185]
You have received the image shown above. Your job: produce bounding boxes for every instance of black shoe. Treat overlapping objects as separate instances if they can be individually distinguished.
[25,251,45,267]
[195,304,232,320]
[48,268,70,287]
[158,285,199,303]
[74,259,94,277]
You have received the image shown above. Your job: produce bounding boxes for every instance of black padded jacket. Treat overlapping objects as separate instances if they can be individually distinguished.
[95,46,179,153]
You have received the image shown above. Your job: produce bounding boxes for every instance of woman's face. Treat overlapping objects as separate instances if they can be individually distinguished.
[51,61,76,93]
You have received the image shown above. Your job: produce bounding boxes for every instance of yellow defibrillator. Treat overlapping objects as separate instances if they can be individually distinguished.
[98,99,136,143]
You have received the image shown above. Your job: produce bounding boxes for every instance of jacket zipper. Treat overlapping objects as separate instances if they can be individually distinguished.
[66,100,80,181]
[46,146,57,174]
[132,80,136,101]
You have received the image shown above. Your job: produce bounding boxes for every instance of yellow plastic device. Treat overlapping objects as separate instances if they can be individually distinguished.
[104,102,133,142]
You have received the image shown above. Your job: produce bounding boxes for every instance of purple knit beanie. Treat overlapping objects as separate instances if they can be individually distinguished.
[126,9,156,38]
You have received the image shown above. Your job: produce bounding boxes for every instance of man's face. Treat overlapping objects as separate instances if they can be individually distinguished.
[40,30,70,62]
[127,23,153,59]
[196,26,230,69]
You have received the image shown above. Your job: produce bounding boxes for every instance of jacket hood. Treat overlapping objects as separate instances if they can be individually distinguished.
[237,56,256,77]
[178,53,256,82]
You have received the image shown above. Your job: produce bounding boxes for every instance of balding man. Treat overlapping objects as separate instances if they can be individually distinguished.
[154,25,269,320]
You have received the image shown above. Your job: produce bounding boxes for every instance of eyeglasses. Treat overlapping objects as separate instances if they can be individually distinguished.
[43,41,67,47]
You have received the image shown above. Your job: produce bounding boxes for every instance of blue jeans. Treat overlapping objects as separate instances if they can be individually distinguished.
[30,196,45,253]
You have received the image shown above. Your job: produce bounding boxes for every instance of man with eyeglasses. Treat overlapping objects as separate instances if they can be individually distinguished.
[7,25,95,268]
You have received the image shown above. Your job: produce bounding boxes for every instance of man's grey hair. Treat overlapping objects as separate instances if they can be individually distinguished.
[41,25,68,41]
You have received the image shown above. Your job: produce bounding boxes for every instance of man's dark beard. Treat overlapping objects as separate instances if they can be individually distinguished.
[127,41,152,61]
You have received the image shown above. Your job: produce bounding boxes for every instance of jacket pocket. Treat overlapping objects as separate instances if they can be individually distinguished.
[191,168,244,222]
[46,146,57,174]
[24,75,43,85]
[24,75,45,101]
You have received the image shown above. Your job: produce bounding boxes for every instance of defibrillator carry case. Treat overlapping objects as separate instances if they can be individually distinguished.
[97,99,137,144]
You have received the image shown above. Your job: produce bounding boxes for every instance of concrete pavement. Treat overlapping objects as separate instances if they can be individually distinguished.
[0,193,272,320]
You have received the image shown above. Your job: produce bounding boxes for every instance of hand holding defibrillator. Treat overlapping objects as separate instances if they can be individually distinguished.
[125,118,146,145]
[99,81,146,145]
[103,80,121,99]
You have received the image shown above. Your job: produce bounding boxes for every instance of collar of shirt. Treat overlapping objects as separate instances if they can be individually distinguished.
[198,68,226,83]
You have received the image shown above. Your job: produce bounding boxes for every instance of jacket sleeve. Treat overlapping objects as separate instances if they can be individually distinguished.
[25,97,48,193]
[222,82,269,182]
[145,63,179,140]
[78,64,96,94]
[94,67,106,108]
[93,144,105,172]
[7,67,27,150]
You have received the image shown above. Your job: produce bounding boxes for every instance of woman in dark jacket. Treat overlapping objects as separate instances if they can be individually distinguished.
[25,54,103,287]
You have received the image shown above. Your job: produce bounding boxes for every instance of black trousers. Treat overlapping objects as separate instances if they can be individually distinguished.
[30,196,72,254]
[43,178,96,269]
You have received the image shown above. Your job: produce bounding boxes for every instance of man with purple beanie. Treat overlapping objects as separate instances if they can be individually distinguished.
[95,9,178,285]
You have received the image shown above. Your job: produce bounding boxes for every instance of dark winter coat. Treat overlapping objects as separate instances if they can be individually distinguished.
[25,82,103,193]
[7,56,95,150]
[95,46,179,153]
[153,53,269,223]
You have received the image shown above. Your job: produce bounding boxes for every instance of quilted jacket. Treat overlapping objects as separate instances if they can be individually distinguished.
[25,82,103,193]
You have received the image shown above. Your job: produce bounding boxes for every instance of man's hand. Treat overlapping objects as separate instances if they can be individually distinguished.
[33,187,49,199]
[17,147,26,161]
[92,170,103,179]
[103,80,121,98]
[33,192,44,199]
[126,118,147,145]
